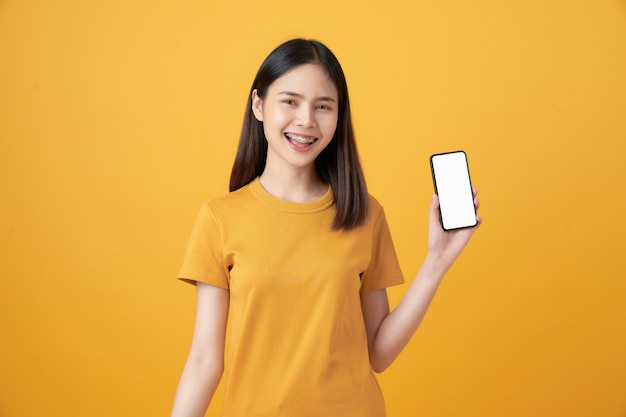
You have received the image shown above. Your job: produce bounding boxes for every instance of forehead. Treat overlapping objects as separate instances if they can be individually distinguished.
[268,64,338,98]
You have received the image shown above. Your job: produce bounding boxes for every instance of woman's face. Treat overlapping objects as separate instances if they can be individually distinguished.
[251,63,339,173]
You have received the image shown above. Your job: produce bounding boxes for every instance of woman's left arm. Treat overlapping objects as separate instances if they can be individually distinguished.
[361,190,482,373]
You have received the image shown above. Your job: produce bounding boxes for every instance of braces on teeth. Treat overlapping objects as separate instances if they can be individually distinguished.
[287,134,315,144]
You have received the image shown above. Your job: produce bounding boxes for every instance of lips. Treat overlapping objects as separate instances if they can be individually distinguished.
[285,133,317,147]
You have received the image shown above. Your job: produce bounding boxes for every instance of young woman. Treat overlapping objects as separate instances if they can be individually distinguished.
[171,38,481,417]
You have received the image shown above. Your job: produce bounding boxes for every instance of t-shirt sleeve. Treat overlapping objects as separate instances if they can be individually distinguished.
[177,203,230,289]
[360,205,405,292]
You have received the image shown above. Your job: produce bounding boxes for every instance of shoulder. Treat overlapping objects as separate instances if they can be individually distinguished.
[205,182,254,209]
[194,183,256,224]
[366,193,385,220]
[367,194,383,210]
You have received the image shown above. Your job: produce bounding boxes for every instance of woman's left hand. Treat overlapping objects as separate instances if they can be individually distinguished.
[426,188,482,272]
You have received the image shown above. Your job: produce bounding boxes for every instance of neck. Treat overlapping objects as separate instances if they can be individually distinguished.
[259,165,328,203]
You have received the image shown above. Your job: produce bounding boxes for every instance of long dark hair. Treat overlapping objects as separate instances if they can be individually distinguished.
[229,38,369,231]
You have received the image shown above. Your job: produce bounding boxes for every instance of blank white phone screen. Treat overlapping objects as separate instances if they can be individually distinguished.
[430,151,477,231]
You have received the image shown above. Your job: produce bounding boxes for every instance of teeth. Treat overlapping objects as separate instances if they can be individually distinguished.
[286,133,315,145]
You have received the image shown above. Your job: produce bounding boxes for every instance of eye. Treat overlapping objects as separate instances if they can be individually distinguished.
[316,104,332,110]
[282,99,296,105]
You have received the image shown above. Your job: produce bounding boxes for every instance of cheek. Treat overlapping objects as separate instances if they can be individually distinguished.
[266,109,293,130]
[322,117,339,139]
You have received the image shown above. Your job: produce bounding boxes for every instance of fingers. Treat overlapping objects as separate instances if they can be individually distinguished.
[472,187,481,226]
[473,187,480,210]
[474,188,482,227]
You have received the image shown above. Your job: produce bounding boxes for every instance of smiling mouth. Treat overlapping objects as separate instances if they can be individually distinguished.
[285,133,317,146]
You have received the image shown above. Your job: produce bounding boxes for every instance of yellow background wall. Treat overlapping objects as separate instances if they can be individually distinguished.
[1,0,625,416]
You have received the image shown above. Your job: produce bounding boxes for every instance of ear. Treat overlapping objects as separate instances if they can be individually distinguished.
[251,89,264,122]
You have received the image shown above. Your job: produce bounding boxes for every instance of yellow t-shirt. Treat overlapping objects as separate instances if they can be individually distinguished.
[179,178,404,417]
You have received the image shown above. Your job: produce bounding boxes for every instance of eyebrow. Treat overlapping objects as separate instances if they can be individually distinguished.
[278,91,337,102]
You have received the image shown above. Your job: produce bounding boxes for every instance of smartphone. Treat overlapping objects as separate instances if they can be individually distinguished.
[430,150,477,231]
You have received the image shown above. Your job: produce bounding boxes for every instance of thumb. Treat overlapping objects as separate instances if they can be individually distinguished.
[429,194,442,230]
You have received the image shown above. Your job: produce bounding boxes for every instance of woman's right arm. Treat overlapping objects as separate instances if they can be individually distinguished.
[171,282,229,417]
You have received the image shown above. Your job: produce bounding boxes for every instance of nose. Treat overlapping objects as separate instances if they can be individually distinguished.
[296,105,316,127]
